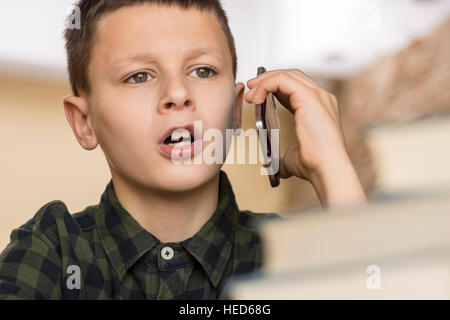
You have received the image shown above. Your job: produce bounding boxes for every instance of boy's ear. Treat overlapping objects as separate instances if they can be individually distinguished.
[233,82,245,131]
[62,95,98,150]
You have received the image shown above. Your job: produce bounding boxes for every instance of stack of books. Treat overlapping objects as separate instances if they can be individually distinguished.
[226,113,450,299]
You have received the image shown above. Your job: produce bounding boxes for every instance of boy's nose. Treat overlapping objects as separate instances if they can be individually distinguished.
[158,78,195,113]
[159,99,194,112]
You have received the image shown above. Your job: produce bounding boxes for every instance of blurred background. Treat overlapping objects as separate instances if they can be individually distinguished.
[0,0,449,251]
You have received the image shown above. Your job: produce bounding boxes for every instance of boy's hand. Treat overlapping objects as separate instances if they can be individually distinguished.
[245,69,367,208]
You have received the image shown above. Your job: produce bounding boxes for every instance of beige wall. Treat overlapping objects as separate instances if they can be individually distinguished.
[0,73,318,251]
[0,75,111,250]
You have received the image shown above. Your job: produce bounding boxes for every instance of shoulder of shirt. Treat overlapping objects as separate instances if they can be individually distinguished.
[11,200,97,249]
[234,209,285,232]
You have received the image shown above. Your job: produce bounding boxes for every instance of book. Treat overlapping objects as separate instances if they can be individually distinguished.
[365,112,450,195]
[226,114,450,299]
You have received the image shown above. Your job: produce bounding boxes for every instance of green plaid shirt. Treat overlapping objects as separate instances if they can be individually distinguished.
[0,170,281,300]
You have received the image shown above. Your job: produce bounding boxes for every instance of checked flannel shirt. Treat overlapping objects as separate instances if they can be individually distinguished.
[0,170,282,299]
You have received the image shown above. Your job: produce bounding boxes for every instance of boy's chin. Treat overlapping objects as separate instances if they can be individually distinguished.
[151,163,221,193]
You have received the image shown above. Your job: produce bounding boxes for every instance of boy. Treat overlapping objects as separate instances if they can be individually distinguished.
[0,0,366,299]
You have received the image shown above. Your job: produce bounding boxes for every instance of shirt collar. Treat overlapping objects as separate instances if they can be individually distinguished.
[96,170,239,287]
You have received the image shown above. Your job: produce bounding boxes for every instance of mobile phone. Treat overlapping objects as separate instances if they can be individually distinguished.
[255,67,280,188]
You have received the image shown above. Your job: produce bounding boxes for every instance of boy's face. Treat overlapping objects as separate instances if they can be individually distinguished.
[65,4,245,192]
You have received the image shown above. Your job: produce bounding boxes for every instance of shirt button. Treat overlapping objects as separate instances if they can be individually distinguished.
[161,246,174,260]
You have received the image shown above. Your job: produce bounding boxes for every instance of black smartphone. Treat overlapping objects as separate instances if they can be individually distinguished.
[255,67,280,188]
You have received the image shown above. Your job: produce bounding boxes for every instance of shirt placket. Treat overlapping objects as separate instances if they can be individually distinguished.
[154,242,190,299]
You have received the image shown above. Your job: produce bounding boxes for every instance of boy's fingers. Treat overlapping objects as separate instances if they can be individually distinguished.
[247,69,318,91]
[279,144,306,180]
[245,72,318,115]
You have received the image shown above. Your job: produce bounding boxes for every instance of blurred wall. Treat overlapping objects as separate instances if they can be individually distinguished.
[0,75,112,251]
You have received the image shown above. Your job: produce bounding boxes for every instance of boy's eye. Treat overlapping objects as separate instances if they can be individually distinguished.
[124,67,216,84]
[126,72,152,84]
[190,67,217,79]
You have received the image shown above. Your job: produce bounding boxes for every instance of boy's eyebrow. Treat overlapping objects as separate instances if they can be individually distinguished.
[109,47,225,72]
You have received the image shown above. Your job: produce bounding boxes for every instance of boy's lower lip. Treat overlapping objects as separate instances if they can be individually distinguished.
[156,139,203,160]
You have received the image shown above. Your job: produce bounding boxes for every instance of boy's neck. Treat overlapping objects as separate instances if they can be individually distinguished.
[110,171,220,243]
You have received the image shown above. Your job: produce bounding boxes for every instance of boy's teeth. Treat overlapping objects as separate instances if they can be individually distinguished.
[168,140,192,147]
[171,129,191,142]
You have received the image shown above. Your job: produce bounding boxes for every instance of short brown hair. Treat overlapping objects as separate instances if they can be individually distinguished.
[64,0,237,97]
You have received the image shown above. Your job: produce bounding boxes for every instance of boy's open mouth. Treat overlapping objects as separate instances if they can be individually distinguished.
[163,131,195,147]
[157,124,204,160]
[159,124,198,147]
